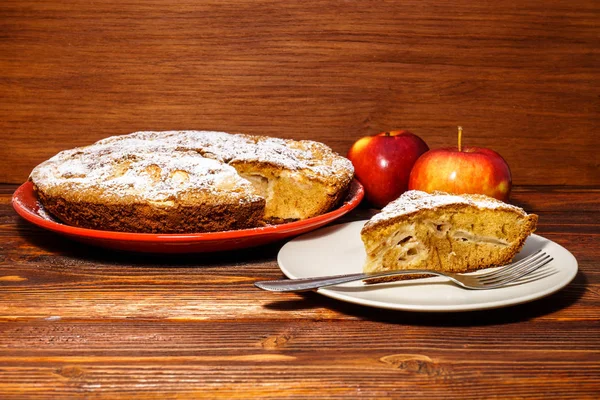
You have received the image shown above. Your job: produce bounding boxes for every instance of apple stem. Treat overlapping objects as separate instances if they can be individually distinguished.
[457,126,463,152]
[385,131,390,137]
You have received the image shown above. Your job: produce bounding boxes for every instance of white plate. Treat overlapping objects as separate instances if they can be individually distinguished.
[277,221,578,312]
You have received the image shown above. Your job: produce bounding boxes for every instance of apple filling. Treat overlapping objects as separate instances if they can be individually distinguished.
[364,223,430,273]
[451,229,509,246]
[240,173,271,200]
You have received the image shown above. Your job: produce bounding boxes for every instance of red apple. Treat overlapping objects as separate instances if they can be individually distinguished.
[347,130,429,208]
[408,127,512,201]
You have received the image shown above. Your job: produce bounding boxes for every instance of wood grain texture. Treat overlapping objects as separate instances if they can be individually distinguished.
[1,184,599,398]
[1,0,598,185]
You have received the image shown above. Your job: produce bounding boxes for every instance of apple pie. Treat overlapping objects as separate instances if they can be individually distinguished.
[361,190,538,275]
[29,130,354,233]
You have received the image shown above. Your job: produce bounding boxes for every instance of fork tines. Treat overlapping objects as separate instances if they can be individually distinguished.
[477,250,553,286]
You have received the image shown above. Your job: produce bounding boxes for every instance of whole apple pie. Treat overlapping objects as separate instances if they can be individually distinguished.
[361,190,538,276]
[29,131,354,233]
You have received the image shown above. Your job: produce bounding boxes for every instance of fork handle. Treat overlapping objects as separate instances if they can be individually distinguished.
[254,270,441,292]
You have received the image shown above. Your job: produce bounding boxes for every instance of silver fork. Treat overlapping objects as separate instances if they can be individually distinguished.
[255,250,553,292]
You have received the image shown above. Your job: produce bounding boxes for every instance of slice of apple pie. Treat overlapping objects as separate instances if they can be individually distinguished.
[361,190,538,275]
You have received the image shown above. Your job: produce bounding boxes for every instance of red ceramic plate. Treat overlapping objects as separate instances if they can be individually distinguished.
[12,180,364,253]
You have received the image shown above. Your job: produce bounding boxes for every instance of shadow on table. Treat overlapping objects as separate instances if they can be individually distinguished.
[262,272,587,327]
[16,219,282,268]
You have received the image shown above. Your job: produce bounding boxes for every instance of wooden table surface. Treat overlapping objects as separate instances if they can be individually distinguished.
[1,184,598,398]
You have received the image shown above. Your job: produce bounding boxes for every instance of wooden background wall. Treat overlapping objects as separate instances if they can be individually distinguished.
[1,0,598,185]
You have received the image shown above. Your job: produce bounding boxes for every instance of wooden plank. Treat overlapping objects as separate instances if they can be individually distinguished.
[0,320,598,398]
[0,360,595,399]
[1,1,598,184]
[1,320,599,353]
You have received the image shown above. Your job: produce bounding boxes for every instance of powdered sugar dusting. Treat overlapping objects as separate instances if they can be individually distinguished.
[366,190,526,227]
[29,130,353,202]
[31,134,256,202]
[135,130,353,177]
